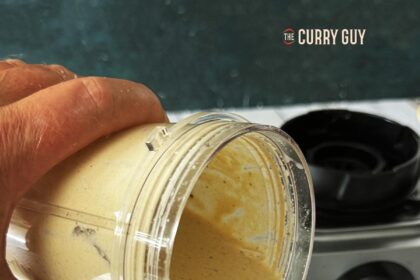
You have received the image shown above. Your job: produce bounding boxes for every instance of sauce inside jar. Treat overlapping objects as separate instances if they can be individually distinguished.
[171,209,277,280]
[171,136,279,280]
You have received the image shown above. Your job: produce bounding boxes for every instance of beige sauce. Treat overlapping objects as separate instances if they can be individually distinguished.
[171,209,277,280]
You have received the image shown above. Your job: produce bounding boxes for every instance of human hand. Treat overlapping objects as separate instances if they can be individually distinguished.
[0,60,167,279]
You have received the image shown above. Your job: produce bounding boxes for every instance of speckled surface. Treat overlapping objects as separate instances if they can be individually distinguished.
[0,0,418,110]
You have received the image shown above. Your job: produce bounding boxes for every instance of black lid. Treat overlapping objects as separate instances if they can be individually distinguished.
[282,109,420,214]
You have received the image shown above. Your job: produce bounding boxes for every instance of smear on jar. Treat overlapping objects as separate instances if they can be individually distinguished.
[170,209,277,280]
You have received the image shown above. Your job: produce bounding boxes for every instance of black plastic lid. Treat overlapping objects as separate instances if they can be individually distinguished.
[282,109,420,214]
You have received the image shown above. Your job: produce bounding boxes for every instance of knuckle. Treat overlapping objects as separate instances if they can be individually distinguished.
[0,106,22,146]
[0,106,39,156]
[0,106,26,186]
[0,105,47,193]
[4,58,25,66]
[79,77,115,117]
[0,68,10,85]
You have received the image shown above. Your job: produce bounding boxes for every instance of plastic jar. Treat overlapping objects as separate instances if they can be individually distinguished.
[6,112,314,280]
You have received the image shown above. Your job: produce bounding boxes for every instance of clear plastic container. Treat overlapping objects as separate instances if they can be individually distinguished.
[6,112,314,280]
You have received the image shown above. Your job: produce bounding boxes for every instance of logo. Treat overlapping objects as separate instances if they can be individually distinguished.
[283,28,366,46]
[283,28,295,46]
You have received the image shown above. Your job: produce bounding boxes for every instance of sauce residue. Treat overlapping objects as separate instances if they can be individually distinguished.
[170,209,277,280]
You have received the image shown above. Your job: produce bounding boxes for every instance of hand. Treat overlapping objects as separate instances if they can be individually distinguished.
[0,60,168,279]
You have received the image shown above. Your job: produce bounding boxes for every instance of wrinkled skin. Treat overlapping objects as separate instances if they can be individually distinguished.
[0,60,168,279]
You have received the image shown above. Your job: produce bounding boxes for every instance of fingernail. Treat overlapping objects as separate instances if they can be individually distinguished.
[48,64,75,81]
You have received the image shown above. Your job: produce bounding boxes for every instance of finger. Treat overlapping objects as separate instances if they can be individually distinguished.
[1,77,167,197]
[0,59,26,72]
[0,64,76,106]
[0,261,14,280]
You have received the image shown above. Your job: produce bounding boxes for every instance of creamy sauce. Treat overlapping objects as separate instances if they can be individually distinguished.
[171,209,277,280]
[171,135,282,280]
[7,126,158,280]
[7,125,287,280]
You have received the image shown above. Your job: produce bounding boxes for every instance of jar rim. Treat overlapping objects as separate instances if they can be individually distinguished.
[116,112,315,280]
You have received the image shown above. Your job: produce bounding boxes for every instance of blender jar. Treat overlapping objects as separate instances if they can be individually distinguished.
[6,112,314,280]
